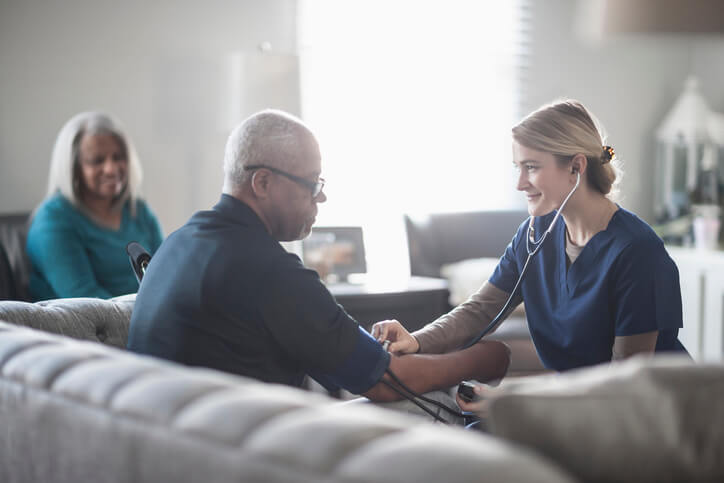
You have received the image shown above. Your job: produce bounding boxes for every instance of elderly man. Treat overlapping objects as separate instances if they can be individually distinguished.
[128,110,509,403]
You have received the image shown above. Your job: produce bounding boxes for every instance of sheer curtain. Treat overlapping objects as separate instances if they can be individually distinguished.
[298,0,526,280]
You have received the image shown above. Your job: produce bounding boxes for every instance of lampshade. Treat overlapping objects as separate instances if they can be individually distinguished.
[654,77,721,219]
[599,0,724,34]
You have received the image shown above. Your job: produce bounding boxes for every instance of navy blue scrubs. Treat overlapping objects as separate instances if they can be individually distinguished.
[490,207,687,371]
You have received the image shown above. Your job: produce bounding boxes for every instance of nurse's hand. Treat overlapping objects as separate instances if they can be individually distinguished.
[455,382,503,418]
[371,319,420,354]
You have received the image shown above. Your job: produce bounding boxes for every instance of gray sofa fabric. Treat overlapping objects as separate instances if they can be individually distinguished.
[0,295,134,348]
[0,321,576,483]
[5,295,719,482]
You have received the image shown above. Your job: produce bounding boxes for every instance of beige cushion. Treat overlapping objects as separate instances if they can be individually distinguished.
[441,257,525,316]
[488,355,724,483]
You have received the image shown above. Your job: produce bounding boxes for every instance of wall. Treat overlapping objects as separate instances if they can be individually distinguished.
[0,0,297,233]
[522,0,724,222]
[3,0,723,229]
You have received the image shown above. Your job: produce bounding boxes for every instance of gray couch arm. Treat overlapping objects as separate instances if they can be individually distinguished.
[0,294,135,348]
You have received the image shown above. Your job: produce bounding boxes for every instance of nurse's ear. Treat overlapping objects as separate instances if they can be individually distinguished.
[570,153,587,176]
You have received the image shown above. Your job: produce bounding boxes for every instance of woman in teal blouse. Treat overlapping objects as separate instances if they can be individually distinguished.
[27,112,163,300]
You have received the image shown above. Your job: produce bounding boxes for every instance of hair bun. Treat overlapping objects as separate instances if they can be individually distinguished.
[602,145,614,164]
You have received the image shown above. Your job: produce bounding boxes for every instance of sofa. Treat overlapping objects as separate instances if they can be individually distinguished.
[2,296,722,483]
[404,210,545,375]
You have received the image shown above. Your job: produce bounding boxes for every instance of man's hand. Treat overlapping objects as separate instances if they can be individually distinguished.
[371,319,420,354]
[455,382,502,418]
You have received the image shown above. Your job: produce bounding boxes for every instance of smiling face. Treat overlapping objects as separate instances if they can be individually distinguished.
[513,141,575,217]
[76,133,128,204]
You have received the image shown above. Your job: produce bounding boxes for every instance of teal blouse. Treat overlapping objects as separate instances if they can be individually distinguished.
[27,193,163,301]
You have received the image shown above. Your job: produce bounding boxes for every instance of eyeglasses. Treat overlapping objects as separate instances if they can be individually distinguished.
[244,164,325,198]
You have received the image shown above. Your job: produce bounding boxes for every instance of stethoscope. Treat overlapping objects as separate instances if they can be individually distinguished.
[383,171,581,423]
[463,170,581,348]
[526,171,581,256]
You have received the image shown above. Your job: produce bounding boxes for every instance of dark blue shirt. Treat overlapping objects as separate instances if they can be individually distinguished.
[127,195,388,394]
[490,208,686,371]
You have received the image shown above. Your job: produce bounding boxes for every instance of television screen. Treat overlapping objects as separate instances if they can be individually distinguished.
[302,226,366,283]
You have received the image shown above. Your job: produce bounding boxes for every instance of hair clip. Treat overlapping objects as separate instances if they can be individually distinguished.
[602,145,614,164]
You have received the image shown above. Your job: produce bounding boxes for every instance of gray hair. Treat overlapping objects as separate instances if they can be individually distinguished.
[47,111,143,214]
[222,109,316,192]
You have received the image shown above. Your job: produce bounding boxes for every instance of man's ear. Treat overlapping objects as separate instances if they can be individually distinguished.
[250,170,271,198]
[571,153,587,175]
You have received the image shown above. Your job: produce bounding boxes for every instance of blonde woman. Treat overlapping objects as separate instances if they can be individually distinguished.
[373,100,688,411]
[27,112,162,300]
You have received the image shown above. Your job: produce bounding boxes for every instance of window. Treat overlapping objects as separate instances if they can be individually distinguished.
[299,0,526,279]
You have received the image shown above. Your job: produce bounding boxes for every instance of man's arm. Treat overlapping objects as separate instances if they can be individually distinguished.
[362,340,511,402]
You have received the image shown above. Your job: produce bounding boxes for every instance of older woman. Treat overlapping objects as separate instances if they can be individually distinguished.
[26,112,163,300]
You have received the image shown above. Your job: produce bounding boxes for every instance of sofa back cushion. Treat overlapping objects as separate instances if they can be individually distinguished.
[489,355,724,483]
[0,321,576,483]
[0,294,134,348]
[404,210,528,278]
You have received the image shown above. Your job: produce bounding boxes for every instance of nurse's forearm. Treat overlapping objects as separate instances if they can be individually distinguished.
[413,281,520,354]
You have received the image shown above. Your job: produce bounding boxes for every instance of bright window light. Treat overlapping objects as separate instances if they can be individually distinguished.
[299,0,524,280]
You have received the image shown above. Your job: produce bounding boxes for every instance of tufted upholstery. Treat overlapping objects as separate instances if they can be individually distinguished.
[0,294,134,348]
[0,321,576,483]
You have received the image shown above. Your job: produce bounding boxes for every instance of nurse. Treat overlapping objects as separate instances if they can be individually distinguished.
[372,99,687,409]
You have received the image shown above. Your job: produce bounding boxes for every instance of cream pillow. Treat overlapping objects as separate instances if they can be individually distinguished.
[440,257,525,315]
[488,355,724,483]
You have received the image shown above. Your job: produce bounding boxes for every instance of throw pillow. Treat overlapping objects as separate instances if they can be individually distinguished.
[488,355,724,483]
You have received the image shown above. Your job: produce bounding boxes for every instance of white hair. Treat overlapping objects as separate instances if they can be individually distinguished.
[222,109,316,193]
[47,111,143,215]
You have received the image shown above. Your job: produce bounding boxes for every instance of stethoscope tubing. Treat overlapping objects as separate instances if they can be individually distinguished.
[465,172,581,348]
[526,172,580,256]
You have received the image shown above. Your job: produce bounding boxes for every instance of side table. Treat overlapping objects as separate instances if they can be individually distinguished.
[328,276,450,331]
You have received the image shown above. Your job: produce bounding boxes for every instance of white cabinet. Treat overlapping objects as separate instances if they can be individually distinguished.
[666,247,724,362]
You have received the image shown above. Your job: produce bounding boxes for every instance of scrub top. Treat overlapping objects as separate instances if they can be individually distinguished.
[490,207,687,371]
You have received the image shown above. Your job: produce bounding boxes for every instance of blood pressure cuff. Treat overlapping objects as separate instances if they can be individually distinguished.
[309,326,390,395]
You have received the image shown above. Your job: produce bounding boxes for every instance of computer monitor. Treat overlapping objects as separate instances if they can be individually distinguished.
[302,226,366,283]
